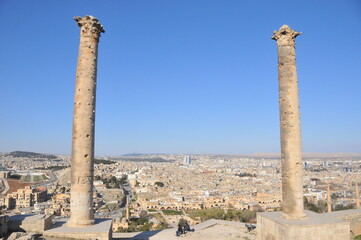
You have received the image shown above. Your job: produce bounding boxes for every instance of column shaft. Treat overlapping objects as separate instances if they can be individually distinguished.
[68,16,104,227]
[327,184,332,213]
[272,25,306,220]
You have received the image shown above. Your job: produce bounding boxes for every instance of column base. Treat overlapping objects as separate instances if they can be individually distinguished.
[257,211,350,240]
[281,212,307,220]
[44,218,112,240]
[67,218,95,228]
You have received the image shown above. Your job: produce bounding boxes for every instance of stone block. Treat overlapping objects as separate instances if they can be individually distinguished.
[8,214,52,234]
[257,211,350,240]
[43,218,112,240]
[20,214,53,233]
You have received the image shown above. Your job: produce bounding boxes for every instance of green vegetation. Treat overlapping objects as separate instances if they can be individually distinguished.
[14,173,49,183]
[105,203,120,212]
[155,181,164,187]
[32,175,43,182]
[223,210,256,222]
[331,193,338,199]
[186,208,257,223]
[178,218,188,227]
[303,197,354,213]
[117,217,153,232]
[94,159,116,165]
[101,175,127,189]
[303,197,322,213]
[187,208,224,221]
[334,204,355,211]
[151,213,170,230]
[154,222,169,230]
[7,151,57,159]
[147,209,157,212]
[21,175,31,182]
[354,235,361,240]
[162,209,182,215]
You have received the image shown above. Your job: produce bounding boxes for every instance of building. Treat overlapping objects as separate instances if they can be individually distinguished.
[184,156,191,165]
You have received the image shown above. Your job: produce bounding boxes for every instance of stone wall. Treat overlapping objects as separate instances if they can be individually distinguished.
[326,209,361,238]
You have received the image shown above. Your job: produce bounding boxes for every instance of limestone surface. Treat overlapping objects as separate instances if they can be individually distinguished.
[68,15,104,228]
[272,25,306,220]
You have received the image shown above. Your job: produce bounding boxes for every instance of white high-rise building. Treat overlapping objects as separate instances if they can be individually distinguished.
[183,156,191,165]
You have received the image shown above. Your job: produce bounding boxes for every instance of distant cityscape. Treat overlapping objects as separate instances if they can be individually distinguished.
[0,151,360,237]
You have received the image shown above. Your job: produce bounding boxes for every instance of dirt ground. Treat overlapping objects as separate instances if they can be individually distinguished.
[7,179,33,193]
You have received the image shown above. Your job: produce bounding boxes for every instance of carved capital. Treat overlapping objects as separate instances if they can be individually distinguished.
[272,25,301,46]
[74,15,105,38]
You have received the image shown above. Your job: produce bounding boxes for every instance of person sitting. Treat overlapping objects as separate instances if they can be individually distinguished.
[185,221,195,232]
[176,224,184,236]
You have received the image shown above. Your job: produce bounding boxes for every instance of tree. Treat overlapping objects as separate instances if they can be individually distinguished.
[139,210,148,219]
[178,218,187,227]
[155,182,164,187]
[331,193,338,200]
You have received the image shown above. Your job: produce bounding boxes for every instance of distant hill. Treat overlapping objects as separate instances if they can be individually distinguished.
[121,153,146,157]
[5,151,57,159]
[121,153,165,156]
[112,157,171,162]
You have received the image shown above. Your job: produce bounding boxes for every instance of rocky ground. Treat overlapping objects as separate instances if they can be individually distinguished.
[113,219,257,240]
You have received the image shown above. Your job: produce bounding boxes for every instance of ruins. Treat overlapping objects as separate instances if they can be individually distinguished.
[350,180,360,208]
[272,25,306,220]
[256,25,356,240]
[43,16,112,240]
[67,15,104,228]
[2,17,361,240]
[327,183,332,213]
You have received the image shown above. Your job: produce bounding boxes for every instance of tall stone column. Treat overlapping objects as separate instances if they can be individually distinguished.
[68,15,105,228]
[350,180,360,208]
[272,25,306,220]
[327,183,332,213]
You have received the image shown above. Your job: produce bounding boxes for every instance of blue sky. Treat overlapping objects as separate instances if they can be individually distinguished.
[0,0,360,155]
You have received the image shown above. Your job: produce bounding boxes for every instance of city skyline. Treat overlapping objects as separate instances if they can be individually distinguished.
[1,1,360,155]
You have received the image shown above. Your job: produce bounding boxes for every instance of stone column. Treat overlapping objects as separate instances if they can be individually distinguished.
[272,25,306,220]
[356,183,360,208]
[125,196,130,221]
[350,180,360,208]
[327,183,332,213]
[68,15,104,228]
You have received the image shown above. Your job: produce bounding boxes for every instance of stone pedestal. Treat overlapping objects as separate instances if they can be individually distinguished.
[257,211,350,240]
[44,218,112,240]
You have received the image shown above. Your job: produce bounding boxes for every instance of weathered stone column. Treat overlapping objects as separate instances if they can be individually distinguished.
[350,180,360,208]
[327,183,332,213]
[272,25,306,220]
[68,15,104,227]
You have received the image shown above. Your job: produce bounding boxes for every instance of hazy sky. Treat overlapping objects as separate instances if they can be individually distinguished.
[0,1,360,155]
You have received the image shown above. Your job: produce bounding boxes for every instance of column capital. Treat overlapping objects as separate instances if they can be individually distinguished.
[272,25,301,46]
[74,15,105,38]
